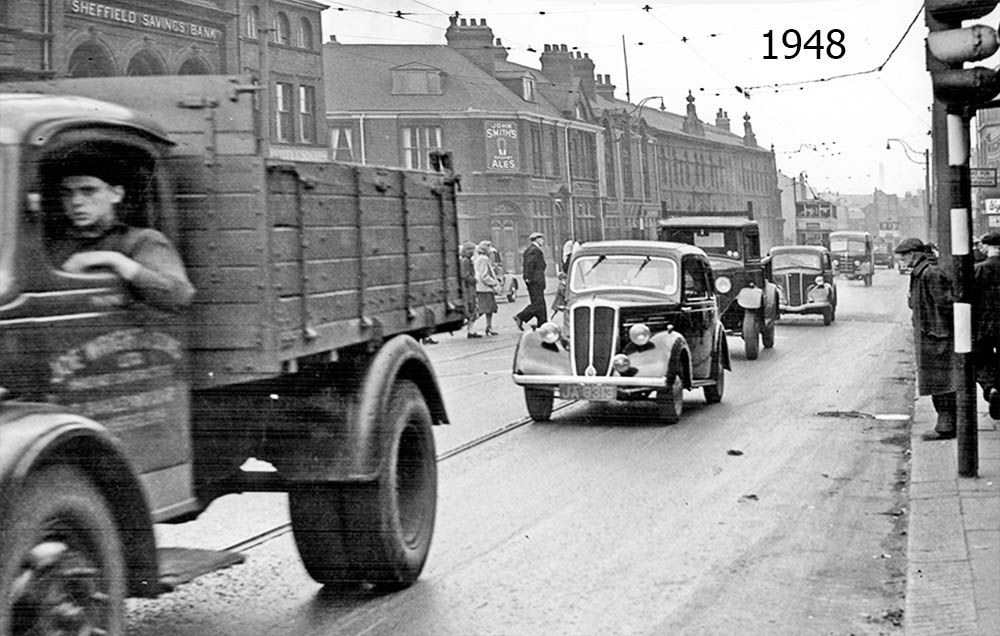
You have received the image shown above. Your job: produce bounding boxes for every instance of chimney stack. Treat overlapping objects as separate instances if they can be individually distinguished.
[445,15,497,75]
[715,108,730,132]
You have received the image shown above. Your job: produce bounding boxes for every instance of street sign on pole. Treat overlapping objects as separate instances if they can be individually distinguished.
[970,167,997,186]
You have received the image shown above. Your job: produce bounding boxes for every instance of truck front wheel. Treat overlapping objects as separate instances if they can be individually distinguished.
[0,465,126,636]
[742,312,760,360]
[290,379,437,589]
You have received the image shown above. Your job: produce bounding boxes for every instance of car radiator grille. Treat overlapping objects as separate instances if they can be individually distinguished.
[572,305,617,376]
[780,273,806,305]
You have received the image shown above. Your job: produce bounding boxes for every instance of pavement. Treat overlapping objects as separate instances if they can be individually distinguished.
[905,395,1000,636]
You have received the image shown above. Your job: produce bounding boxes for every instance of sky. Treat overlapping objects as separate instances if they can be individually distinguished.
[317,0,999,198]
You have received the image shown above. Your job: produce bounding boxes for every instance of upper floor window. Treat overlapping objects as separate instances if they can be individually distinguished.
[275,82,294,142]
[299,85,316,143]
[392,67,442,95]
[331,127,354,161]
[273,12,290,45]
[522,77,536,102]
[246,6,259,38]
[297,17,313,49]
[401,125,442,170]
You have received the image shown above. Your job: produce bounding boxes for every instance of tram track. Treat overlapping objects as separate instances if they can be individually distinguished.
[221,400,578,554]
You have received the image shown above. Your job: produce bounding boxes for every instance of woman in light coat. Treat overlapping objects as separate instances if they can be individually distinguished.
[474,241,500,336]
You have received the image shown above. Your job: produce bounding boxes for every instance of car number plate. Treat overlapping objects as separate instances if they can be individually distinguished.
[559,384,616,401]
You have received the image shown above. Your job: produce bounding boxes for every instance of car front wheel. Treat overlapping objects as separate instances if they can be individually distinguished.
[525,387,553,421]
[656,374,684,424]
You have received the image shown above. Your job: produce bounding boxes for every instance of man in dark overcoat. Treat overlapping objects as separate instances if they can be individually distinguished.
[894,237,956,440]
[974,231,1000,419]
[513,232,547,329]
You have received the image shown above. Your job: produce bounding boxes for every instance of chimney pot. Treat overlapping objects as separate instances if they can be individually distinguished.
[544,44,551,52]
[470,18,477,26]
[560,44,568,52]
[460,18,467,26]
[496,38,502,46]
[328,34,337,42]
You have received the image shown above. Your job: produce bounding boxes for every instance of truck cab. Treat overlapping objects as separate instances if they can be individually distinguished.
[1,77,460,636]
[657,214,779,360]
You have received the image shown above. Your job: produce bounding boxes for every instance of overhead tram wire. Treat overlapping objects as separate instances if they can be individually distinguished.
[745,2,924,95]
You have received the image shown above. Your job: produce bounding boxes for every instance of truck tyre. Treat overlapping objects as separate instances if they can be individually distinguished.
[525,387,553,421]
[742,312,760,360]
[822,306,832,326]
[290,379,437,589]
[704,354,725,404]
[0,465,126,636]
[761,316,775,349]
[656,374,684,424]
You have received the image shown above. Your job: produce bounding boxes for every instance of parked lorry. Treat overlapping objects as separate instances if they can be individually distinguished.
[0,75,464,635]
[658,212,779,360]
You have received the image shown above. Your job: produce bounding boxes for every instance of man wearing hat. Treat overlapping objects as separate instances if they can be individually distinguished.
[974,231,1000,419]
[894,237,957,439]
[49,163,194,312]
[513,232,547,330]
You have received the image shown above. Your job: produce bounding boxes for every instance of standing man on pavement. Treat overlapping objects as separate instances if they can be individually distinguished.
[894,237,957,440]
[974,231,1000,419]
[513,232,547,330]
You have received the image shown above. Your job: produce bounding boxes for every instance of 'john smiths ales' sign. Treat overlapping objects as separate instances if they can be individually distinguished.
[485,121,519,172]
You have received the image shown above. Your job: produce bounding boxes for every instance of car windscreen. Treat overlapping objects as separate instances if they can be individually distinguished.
[771,252,821,270]
[660,227,743,260]
[570,255,677,294]
[830,238,867,254]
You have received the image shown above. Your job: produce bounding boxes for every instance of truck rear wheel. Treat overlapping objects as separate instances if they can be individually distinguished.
[742,312,760,360]
[290,379,437,589]
[0,465,126,636]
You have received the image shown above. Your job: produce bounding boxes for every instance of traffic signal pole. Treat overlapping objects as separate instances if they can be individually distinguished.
[925,0,1000,477]
[945,109,978,476]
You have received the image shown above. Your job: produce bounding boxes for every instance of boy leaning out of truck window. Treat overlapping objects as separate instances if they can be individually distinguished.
[48,160,195,312]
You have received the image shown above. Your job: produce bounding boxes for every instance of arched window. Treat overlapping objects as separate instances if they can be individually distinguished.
[178,57,212,75]
[273,12,290,45]
[246,6,259,38]
[126,49,166,76]
[67,41,115,77]
[298,17,313,49]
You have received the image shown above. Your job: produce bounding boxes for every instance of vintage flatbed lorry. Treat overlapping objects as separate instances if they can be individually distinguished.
[0,75,464,635]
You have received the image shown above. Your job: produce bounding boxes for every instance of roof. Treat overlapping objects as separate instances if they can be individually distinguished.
[658,216,758,229]
[770,245,830,255]
[323,43,564,117]
[591,93,768,152]
[0,92,170,146]
[574,239,709,260]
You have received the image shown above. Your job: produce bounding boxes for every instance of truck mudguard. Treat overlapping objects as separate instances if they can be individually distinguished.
[0,404,159,597]
[736,286,764,309]
[277,334,449,483]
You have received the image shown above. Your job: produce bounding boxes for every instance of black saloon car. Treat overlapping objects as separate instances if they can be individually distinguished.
[511,240,729,424]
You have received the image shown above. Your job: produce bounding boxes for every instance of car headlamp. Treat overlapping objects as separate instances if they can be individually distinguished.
[538,321,561,344]
[832,259,839,267]
[628,323,651,346]
[814,275,824,285]
[612,354,631,373]
[714,276,732,294]
[854,260,860,267]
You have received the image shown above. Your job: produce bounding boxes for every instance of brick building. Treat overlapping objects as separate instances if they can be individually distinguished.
[0,0,327,156]
[324,16,783,273]
[323,18,604,273]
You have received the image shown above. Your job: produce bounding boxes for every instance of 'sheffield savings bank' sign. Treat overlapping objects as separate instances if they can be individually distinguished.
[68,0,222,41]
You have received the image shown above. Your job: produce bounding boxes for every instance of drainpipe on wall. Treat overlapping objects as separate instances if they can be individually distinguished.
[359,112,366,164]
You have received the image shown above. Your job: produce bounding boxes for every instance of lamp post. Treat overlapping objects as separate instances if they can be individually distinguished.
[886,138,933,243]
